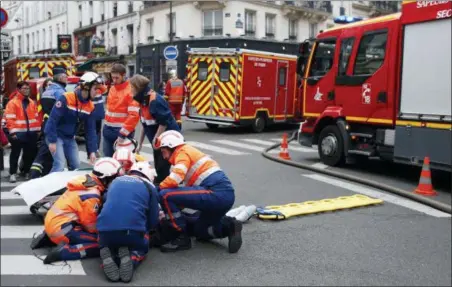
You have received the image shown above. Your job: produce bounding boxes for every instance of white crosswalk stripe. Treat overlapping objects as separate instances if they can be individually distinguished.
[210,140,269,152]
[186,141,251,156]
[1,255,86,275]
[242,138,316,153]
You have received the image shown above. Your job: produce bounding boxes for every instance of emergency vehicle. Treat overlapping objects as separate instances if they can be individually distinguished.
[2,53,76,98]
[186,48,300,133]
[297,0,451,172]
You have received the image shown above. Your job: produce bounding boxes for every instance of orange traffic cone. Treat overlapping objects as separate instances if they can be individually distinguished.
[279,133,291,160]
[414,157,437,196]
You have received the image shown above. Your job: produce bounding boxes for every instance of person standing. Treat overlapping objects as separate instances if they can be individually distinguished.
[129,74,180,186]
[102,64,140,157]
[44,72,101,172]
[164,70,185,130]
[3,81,41,182]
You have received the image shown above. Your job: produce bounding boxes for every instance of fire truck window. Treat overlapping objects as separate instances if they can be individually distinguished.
[219,62,230,82]
[308,39,336,78]
[279,67,287,86]
[338,38,355,76]
[197,61,209,81]
[53,66,67,74]
[29,67,40,79]
[354,31,388,75]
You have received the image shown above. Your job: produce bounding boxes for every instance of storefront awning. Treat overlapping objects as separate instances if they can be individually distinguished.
[76,56,125,73]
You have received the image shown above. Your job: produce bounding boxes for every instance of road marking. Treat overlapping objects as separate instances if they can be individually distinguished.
[187,141,250,155]
[3,155,8,169]
[1,226,43,239]
[304,174,451,218]
[1,181,22,188]
[1,205,30,215]
[211,140,266,152]
[244,138,316,153]
[1,255,86,275]
[1,192,21,200]
[311,162,329,169]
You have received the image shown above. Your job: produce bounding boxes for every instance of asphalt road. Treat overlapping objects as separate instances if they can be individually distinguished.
[1,120,451,286]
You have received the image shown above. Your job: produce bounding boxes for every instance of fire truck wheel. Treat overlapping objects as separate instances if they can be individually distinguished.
[251,114,266,133]
[318,125,345,166]
[206,123,219,130]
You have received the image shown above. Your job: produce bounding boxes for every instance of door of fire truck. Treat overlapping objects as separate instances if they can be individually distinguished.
[333,19,398,124]
[274,60,289,121]
[189,51,239,121]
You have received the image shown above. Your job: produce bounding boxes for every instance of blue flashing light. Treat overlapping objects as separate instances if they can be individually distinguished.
[333,16,364,24]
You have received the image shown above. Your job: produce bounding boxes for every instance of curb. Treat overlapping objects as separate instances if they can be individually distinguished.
[261,131,452,215]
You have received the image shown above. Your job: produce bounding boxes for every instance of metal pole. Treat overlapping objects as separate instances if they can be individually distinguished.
[169,1,173,44]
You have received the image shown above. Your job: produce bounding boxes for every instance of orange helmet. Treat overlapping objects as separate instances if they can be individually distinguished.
[113,148,136,172]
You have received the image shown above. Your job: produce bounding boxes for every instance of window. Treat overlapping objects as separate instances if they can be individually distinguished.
[203,10,223,36]
[26,34,30,53]
[113,1,118,17]
[43,29,46,49]
[353,31,388,75]
[197,61,209,81]
[245,10,256,36]
[219,62,230,82]
[56,24,60,35]
[309,23,317,38]
[29,67,40,79]
[289,19,298,39]
[308,39,336,77]
[18,36,22,54]
[167,12,176,36]
[338,37,355,76]
[62,22,66,33]
[265,14,276,38]
[53,65,66,74]
[147,18,154,39]
[279,67,287,86]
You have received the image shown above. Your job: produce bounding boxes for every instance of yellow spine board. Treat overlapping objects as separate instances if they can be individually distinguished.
[257,194,383,220]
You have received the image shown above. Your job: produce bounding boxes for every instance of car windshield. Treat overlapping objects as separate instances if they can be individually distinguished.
[66,83,78,92]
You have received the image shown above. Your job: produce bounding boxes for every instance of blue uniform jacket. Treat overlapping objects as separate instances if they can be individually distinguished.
[92,94,105,120]
[44,89,98,154]
[97,175,160,232]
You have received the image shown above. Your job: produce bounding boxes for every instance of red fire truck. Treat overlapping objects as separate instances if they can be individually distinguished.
[186,48,300,133]
[297,0,451,172]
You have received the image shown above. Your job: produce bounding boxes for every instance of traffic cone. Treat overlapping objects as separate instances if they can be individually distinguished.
[414,157,437,196]
[279,133,291,160]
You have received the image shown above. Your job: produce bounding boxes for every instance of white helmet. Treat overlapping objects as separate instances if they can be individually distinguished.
[129,161,157,182]
[80,71,103,85]
[114,138,137,153]
[92,157,123,179]
[168,69,177,79]
[113,148,136,172]
[156,130,185,149]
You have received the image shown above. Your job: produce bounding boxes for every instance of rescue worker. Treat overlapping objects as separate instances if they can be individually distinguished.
[156,130,243,253]
[3,81,41,182]
[41,157,123,264]
[85,82,107,158]
[97,161,159,282]
[164,69,185,129]
[102,64,140,157]
[30,69,67,179]
[45,72,102,172]
[129,74,180,186]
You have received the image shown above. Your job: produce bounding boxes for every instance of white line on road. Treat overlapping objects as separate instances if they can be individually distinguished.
[1,255,86,275]
[251,138,316,153]
[1,205,30,215]
[1,192,21,200]
[304,174,451,218]
[187,141,250,156]
[1,226,43,239]
[1,181,21,188]
[311,162,329,170]
[211,140,266,152]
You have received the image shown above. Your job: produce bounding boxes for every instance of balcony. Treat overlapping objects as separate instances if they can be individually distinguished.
[203,26,223,37]
[143,1,168,9]
[128,45,134,54]
[369,1,400,16]
[281,1,332,21]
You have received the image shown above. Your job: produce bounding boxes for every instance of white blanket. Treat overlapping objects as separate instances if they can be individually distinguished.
[11,170,91,207]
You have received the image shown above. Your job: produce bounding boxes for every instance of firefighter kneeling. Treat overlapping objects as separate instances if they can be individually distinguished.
[157,131,243,253]
[40,158,123,264]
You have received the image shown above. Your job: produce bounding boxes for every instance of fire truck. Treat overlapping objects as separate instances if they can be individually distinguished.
[186,48,300,133]
[2,53,76,99]
[297,0,451,172]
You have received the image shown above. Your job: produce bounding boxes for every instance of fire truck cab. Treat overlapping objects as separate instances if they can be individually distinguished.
[298,0,451,172]
[186,47,299,133]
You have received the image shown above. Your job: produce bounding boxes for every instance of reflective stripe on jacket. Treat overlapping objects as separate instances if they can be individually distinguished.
[3,93,41,139]
[165,79,184,104]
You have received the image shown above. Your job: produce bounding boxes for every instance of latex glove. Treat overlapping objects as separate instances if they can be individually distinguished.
[89,152,97,165]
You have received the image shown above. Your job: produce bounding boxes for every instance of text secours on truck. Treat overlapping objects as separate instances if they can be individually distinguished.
[297,0,451,172]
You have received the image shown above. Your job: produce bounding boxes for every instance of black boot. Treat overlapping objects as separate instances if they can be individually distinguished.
[226,217,243,254]
[100,247,120,282]
[160,233,192,253]
[43,242,65,264]
[30,231,55,250]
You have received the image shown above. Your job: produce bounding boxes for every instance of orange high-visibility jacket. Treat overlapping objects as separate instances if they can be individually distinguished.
[160,144,222,189]
[139,90,157,127]
[165,79,185,104]
[44,174,104,240]
[104,81,140,137]
[3,93,41,136]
